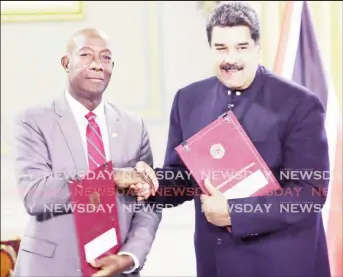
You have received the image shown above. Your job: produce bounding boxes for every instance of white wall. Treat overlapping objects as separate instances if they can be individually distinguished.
[1,1,214,275]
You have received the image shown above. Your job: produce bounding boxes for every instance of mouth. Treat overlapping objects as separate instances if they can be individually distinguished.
[222,68,242,73]
[86,77,104,83]
[220,67,243,79]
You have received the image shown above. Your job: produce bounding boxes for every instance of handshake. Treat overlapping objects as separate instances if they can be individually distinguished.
[113,161,159,201]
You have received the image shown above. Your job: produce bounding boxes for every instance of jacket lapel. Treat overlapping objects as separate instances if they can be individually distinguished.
[104,103,127,168]
[54,95,88,173]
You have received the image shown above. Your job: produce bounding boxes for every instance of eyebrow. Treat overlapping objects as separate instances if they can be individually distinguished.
[214,43,225,47]
[237,42,249,46]
[213,42,250,47]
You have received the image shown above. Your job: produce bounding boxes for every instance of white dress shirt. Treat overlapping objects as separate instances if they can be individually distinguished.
[65,90,139,274]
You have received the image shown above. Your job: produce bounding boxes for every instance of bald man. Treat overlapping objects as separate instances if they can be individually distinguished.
[13,28,161,277]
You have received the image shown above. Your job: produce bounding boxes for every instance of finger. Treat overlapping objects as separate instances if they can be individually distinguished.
[202,205,211,221]
[202,202,216,222]
[136,191,146,202]
[201,198,208,213]
[143,187,152,200]
[135,161,146,172]
[134,184,147,196]
[136,162,158,195]
[200,193,209,204]
[140,183,150,198]
[132,184,144,195]
[205,215,213,225]
[130,184,143,194]
[202,199,220,215]
[206,203,219,214]
[92,265,116,277]
[130,184,136,190]
[90,256,114,268]
[142,182,150,190]
[133,183,148,201]
[203,178,219,196]
[208,199,224,214]
[136,187,151,201]
[132,183,145,193]
[146,169,159,195]
[90,259,103,268]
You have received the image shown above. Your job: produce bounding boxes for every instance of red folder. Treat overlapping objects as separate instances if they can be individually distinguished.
[175,110,281,200]
[69,161,121,276]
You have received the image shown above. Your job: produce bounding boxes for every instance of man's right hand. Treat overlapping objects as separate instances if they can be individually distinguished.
[113,162,159,201]
[133,161,159,200]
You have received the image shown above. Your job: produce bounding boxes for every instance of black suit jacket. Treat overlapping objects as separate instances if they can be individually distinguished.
[154,65,330,277]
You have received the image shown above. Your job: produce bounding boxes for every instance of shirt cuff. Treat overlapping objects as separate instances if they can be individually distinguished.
[118,252,140,274]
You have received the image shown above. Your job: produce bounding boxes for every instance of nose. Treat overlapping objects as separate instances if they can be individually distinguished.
[89,57,104,71]
[223,51,238,64]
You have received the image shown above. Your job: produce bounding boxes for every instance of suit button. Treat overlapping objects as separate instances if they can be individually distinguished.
[217,238,222,244]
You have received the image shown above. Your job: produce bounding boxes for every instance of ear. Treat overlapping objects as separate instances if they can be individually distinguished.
[255,41,261,53]
[61,56,70,72]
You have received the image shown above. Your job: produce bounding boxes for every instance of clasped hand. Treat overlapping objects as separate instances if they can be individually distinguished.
[114,161,159,201]
[114,163,230,227]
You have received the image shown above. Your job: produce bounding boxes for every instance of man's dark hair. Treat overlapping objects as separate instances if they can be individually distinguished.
[206,2,260,46]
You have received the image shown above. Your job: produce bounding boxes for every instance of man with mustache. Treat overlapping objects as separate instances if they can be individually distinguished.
[13,28,161,277]
[101,2,331,277]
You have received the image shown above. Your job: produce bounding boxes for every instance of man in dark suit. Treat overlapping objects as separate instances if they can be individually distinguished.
[113,2,331,277]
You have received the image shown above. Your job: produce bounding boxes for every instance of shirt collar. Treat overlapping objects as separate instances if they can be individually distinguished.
[65,89,105,122]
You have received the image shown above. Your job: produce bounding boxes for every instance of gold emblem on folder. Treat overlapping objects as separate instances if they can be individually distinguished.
[210,143,225,159]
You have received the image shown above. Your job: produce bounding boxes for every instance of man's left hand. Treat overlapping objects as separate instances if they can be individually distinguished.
[200,178,231,227]
[90,254,134,277]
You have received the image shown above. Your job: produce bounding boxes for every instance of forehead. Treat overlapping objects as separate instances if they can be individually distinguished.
[212,25,253,45]
[73,34,112,53]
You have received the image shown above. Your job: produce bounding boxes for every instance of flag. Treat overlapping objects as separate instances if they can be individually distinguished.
[274,1,342,277]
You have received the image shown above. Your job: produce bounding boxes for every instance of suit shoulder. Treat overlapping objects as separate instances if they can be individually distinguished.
[106,102,145,127]
[176,76,218,98]
[15,99,55,125]
[180,76,218,91]
[264,69,321,104]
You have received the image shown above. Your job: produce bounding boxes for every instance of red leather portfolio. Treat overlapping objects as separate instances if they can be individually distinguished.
[175,111,281,199]
[69,161,121,276]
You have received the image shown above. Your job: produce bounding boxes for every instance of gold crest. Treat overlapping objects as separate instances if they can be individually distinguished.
[210,143,225,159]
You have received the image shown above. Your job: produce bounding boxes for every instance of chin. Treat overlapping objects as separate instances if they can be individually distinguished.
[84,87,105,99]
[221,79,244,90]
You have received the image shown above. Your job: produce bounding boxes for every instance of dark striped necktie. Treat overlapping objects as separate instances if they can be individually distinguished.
[85,111,106,170]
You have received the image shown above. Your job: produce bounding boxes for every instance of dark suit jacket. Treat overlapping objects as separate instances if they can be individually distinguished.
[154,65,331,277]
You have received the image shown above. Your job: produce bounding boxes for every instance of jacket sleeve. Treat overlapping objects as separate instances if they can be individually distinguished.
[228,94,330,238]
[13,111,71,215]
